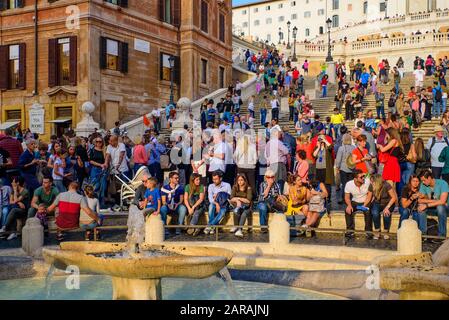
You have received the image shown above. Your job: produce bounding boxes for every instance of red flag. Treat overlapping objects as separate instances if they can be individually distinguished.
[143,114,151,127]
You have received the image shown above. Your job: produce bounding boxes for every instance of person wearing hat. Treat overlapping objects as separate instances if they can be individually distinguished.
[426,125,449,179]
[257,169,282,231]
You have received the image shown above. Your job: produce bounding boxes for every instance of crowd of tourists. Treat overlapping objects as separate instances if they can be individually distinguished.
[1,47,449,244]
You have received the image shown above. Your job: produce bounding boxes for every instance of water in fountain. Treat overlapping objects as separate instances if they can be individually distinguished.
[126,204,146,256]
[44,264,56,299]
[217,267,240,300]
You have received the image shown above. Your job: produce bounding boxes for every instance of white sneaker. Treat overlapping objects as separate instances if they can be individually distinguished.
[235,229,244,238]
[230,227,238,233]
[301,224,309,229]
[383,234,390,240]
[209,228,215,235]
[0,227,5,233]
[373,234,380,240]
[203,227,210,235]
[7,233,17,241]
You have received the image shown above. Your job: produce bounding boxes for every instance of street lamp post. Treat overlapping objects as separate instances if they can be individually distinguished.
[278,27,282,44]
[292,26,298,62]
[168,55,175,106]
[286,21,291,49]
[326,18,333,62]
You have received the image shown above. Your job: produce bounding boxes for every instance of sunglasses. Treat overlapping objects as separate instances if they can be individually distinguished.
[142,180,148,183]
[95,140,103,143]
[266,176,275,179]
[358,175,366,179]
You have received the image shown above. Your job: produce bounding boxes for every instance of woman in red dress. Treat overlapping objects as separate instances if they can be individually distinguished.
[377,128,403,184]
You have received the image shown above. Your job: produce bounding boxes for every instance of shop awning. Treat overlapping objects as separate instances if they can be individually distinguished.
[0,121,20,130]
[47,118,72,124]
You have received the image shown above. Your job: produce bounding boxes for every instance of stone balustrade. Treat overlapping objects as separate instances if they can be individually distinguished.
[293,32,449,71]
[311,10,449,44]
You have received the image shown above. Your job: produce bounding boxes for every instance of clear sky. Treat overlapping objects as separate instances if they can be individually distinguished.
[232,0,260,6]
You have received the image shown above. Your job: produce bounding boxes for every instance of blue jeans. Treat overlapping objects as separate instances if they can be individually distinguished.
[207,203,227,226]
[161,204,187,234]
[257,202,269,226]
[371,202,392,231]
[376,105,385,118]
[223,111,231,122]
[427,206,448,237]
[395,81,400,94]
[260,109,267,125]
[443,98,447,114]
[1,205,10,228]
[322,85,327,97]
[148,162,163,186]
[133,163,145,177]
[399,207,427,234]
[433,100,443,118]
[355,70,362,81]
[286,215,305,237]
[90,166,107,208]
[399,162,415,192]
[334,124,341,139]
[53,179,66,193]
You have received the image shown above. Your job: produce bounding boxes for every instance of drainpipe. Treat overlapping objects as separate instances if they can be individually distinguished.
[33,0,38,96]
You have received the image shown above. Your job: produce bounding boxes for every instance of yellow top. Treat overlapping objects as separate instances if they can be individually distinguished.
[331,114,344,124]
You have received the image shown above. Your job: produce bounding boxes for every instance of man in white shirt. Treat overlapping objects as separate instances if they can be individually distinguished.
[151,108,161,132]
[206,130,226,184]
[344,170,373,238]
[106,135,130,208]
[413,64,425,90]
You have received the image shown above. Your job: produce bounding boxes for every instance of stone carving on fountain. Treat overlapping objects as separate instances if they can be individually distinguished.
[374,220,449,300]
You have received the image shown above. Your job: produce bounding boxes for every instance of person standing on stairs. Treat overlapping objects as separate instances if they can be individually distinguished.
[260,95,268,126]
[270,95,280,121]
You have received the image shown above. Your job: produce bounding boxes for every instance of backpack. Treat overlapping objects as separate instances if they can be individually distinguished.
[160,154,171,170]
[388,95,397,108]
[345,147,356,170]
[430,137,449,153]
[435,87,443,102]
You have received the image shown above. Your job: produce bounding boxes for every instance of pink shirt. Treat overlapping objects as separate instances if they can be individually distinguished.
[133,145,148,164]
[296,160,309,183]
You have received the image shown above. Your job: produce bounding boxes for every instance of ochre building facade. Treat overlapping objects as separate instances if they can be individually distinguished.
[0,0,233,140]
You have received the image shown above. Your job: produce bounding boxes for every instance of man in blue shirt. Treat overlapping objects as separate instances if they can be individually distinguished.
[160,172,186,236]
[360,68,370,96]
[432,81,443,119]
[418,170,448,239]
[146,134,166,185]
[18,139,40,191]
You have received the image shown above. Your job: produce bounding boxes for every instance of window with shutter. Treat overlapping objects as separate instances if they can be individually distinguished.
[173,56,180,84]
[173,0,180,27]
[106,38,119,71]
[18,43,26,89]
[120,42,128,73]
[58,38,71,86]
[8,45,20,89]
[69,36,77,85]
[219,13,225,42]
[160,53,173,81]
[201,58,207,84]
[100,37,107,69]
[201,1,208,33]
[48,39,58,87]
[0,46,9,90]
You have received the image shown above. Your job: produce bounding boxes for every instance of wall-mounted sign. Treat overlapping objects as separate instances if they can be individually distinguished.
[29,103,45,135]
[134,38,150,53]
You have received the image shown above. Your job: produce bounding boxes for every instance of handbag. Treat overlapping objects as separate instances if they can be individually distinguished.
[378,151,390,164]
[406,145,417,164]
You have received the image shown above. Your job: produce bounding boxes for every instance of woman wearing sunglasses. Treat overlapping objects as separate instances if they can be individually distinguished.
[88,137,108,208]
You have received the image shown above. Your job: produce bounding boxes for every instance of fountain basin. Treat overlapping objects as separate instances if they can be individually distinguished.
[42,242,234,300]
